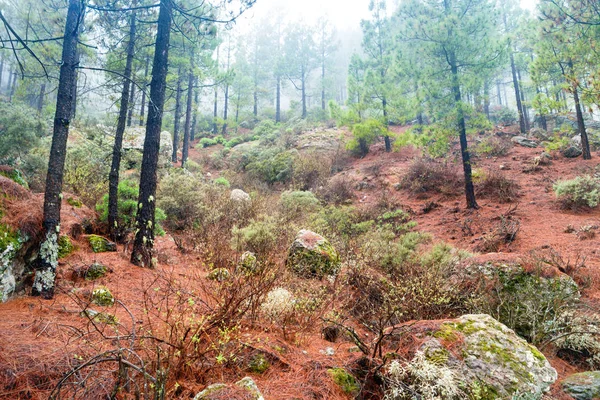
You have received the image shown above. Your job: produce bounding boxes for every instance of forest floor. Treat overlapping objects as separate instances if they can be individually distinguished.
[1,124,599,399]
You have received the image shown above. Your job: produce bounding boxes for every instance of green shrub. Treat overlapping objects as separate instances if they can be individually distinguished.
[491,106,517,126]
[280,191,321,218]
[231,218,279,256]
[64,139,111,206]
[544,134,570,153]
[157,172,206,231]
[213,177,230,187]
[347,119,389,157]
[253,120,279,138]
[0,102,46,165]
[97,179,166,237]
[246,149,296,184]
[199,138,218,148]
[554,175,600,210]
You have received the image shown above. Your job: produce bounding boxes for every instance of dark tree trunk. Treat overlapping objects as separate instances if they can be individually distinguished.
[535,86,548,131]
[496,80,502,105]
[222,42,231,134]
[32,0,84,299]
[131,0,172,268]
[182,68,194,167]
[127,77,136,127]
[253,87,257,119]
[510,52,526,134]
[71,49,80,119]
[382,97,391,152]
[213,84,219,135]
[235,90,241,132]
[321,57,326,111]
[275,75,281,123]
[139,55,150,126]
[517,69,530,131]
[37,83,46,114]
[9,71,17,102]
[172,69,182,163]
[301,67,307,119]
[450,52,478,209]
[483,81,490,120]
[191,84,198,142]
[573,85,591,160]
[108,11,136,242]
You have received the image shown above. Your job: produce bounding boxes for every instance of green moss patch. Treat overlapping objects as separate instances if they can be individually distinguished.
[92,287,114,306]
[88,235,117,253]
[327,368,360,394]
[57,235,75,258]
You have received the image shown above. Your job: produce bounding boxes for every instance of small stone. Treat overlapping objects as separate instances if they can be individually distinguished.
[230,189,251,202]
[320,347,335,356]
[562,371,600,400]
[563,146,583,158]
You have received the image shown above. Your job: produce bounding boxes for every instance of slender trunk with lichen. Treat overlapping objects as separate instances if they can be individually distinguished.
[32,0,84,298]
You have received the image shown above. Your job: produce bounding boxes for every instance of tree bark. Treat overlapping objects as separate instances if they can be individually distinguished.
[172,69,182,163]
[0,57,4,95]
[573,84,591,160]
[182,67,194,167]
[71,49,80,119]
[301,66,307,119]
[191,84,198,142]
[108,11,136,242]
[275,75,281,123]
[9,71,17,102]
[484,81,490,120]
[32,0,84,298]
[127,77,136,127]
[222,42,231,135]
[496,80,502,105]
[37,83,46,114]
[509,51,526,134]
[139,54,149,126]
[450,51,478,209]
[517,69,530,131]
[131,0,172,268]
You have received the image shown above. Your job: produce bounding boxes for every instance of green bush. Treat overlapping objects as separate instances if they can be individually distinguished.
[347,119,388,157]
[97,179,166,237]
[199,138,218,148]
[246,149,296,184]
[0,102,46,165]
[554,175,600,210]
[231,218,279,256]
[213,177,230,187]
[64,139,111,206]
[157,172,206,231]
[280,191,321,218]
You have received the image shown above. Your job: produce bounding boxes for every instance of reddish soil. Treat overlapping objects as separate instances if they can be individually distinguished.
[1,127,599,399]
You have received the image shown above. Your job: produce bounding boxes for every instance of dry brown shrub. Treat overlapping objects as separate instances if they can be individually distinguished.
[292,152,332,191]
[317,175,355,205]
[476,170,521,203]
[400,158,463,197]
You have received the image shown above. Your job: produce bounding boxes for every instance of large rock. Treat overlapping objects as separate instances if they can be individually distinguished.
[563,371,600,400]
[563,146,583,158]
[511,136,539,148]
[286,230,340,278]
[529,127,550,141]
[193,377,264,400]
[230,189,251,202]
[122,127,173,164]
[384,314,557,398]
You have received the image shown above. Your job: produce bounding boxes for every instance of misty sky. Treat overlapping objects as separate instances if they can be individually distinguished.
[235,0,539,31]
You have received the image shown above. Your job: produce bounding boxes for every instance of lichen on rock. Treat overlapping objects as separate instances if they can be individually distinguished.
[286,229,340,279]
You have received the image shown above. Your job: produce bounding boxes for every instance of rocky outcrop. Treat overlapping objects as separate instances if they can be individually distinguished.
[286,230,340,278]
[563,371,600,400]
[511,135,539,148]
[193,377,264,400]
[122,127,173,166]
[230,189,251,202]
[384,314,557,398]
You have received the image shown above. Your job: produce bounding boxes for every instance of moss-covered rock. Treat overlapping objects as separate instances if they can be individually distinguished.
[207,268,230,282]
[239,251,258,275]
[87,263,108,280]
[193,383,227,400]
[193,378,264,400]
[92,287,114,306]
[562,371,600,400]
[248,353,270,374]
[328,368,360,394]
[286,230,340,278]
[88,235,117,253]
[57,235,75,258]
[67,197,83,208]
[385,314,557,398]
[234,377,264,400]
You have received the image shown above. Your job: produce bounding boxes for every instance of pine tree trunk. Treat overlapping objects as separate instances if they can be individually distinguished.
[573,85,591,160]
[182,68,194,167]
[484,81,490,120]
[37,83,46,114]
[510,52,526,134]
[191,84,198,142]
[301,67,307,119]
[450,52,478,209]
[321,57,326,111]
[496,80,502,105]
[517,69,530,132]
[131,0,172,268]
[213,84,219,135]
[222,82,229,134]
[108,11,136,242]
[0,57,4,95]
[382,97,391,152]
[71,50,80,119]
[32,0,84,298]
[139,55,149,126]
[253,87,258,119]
[172,70,182,163]
[127,78,136,127]
[275,75,281,123]
[9,71,17,102]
